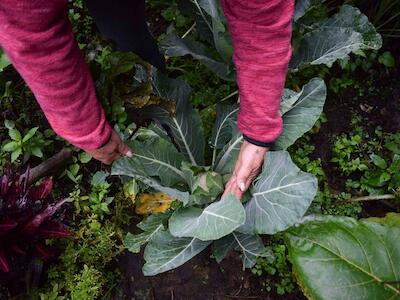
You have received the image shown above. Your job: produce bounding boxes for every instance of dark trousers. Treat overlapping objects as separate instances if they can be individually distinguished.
[85,0,165,70]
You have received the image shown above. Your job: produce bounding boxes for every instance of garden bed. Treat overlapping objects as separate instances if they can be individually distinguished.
[0,0,399,299]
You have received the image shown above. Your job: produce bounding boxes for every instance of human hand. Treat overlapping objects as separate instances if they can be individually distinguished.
[86,130,132,165]
[222,140,268,199]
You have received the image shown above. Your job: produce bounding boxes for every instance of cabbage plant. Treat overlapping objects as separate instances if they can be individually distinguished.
[112,70,326,275]
[160,2,382,79]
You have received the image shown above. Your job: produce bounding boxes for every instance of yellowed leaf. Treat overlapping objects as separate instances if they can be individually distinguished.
[135,192,174,215]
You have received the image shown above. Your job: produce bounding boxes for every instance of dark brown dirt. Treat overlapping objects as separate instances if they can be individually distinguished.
[111,249,306,300]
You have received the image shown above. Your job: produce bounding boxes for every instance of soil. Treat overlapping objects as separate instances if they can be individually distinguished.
[112,249,306,300]
[310,41,400,193]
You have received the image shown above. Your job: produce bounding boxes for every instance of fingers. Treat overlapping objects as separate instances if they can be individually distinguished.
[118,140,133,158]
[222,141,268,200]
[236,166,259,194]
[100,152,121,165]
[222,175,242,199]
[85,130,133,165]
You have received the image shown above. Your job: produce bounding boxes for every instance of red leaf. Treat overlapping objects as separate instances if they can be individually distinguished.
[22,199,68,234]
[28,178,53,200]
[10,244,26,255]
[0,251,10,272]
[0,219,18,232]
[38,222,71,238]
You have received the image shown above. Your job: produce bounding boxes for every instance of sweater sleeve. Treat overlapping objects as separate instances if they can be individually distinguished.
[221,0,294,144]
[0,0,111,151]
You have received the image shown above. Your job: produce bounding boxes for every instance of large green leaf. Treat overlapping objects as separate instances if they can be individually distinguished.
[111,161,190,205]
[274,78,327,150]
[142,230,211,276]
[121,138,186,187]
[210,103,239,166]
[141,71,205,165]
[169,195,245,241]
[133,123,172,143]
[210,103,239,150]
[197,0,220,19]
[238,151,317,235]
[285,214,400,300]
[213,124,243,174]
[160,35,235,81]
[194,0,233,64]
[124,213,170,253]
[294,0,326,22]
[213,232,270,268]
[125,228,164,253]
[290,5,382,70]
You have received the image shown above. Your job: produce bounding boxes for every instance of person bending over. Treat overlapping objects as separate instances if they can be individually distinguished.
[0,0,293,198]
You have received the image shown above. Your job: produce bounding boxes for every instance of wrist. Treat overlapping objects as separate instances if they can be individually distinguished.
[242,134,274,148]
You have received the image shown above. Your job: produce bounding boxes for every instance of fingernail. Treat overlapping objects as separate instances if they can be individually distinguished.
[126,150,133,158]
[238,182,246,192]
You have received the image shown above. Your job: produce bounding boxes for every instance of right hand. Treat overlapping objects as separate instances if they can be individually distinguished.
[86,130,132,165]
[222,140,268,200]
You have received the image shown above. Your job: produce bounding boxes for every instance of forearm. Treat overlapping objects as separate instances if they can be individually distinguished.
[221,0,294,145]
[0,0,111,151]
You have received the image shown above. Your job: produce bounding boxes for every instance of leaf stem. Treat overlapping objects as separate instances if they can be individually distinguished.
[181,22,196,39]
[191,0,213,32]
[219,90,239,102]
[377,12,400,29]
[348,194,397,202]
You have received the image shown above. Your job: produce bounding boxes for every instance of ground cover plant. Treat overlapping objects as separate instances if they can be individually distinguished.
[0,0,399,299]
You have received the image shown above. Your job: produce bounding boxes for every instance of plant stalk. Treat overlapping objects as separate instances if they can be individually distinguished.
[181,22,196,39]
[24,147,73,185]
[348,194,397,202]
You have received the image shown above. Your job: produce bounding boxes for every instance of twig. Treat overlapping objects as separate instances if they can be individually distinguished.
[347,194,397,202]
[181,22,196,39]
[24,148,73,185]
[220,90,239,103]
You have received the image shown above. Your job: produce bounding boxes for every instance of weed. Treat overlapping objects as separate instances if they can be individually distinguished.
[252,240,295,295]
[2,120,52,164]
[40,217,123,299]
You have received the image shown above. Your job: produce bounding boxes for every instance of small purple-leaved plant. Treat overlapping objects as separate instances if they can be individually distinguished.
[0,168,70,272]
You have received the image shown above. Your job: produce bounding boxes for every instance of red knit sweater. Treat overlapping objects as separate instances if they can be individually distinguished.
[0,0,293,151]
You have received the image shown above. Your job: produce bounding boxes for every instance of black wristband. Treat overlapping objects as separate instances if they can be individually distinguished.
[243,134,274,148]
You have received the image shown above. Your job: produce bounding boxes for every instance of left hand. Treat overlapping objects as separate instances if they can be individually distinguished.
[222,140,268,199]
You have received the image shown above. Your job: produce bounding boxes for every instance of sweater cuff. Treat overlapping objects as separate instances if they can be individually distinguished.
[243,134,274,148]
